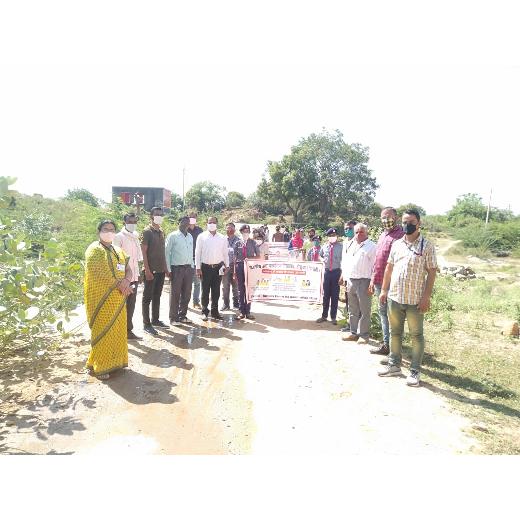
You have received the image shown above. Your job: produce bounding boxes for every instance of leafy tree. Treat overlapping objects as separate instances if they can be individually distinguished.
[171,192,184,212]
[246,178,286,216]
[225,191,246,208]
[258,129,378,223]
[185,181,226,213]
[447,193,486,223]
[64,188,100,207]
[396,203,427,217]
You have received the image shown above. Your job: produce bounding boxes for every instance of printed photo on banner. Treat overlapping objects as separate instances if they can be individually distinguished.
[245,259,324,302]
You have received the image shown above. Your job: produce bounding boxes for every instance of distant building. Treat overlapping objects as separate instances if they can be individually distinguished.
[112,186,172,212]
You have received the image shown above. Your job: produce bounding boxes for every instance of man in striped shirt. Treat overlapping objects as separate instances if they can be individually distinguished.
[377,209,437,386]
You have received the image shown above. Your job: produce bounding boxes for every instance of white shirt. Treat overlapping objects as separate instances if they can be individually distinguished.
[113,227,143,282]
[341,238,377,279]
[195,231,229,269]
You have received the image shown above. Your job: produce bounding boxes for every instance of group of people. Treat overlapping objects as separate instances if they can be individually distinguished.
[308,208,437,386]
[84,205,437,387]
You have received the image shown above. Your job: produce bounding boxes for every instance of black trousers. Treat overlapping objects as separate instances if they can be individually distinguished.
[126,281,139,332]
[201,263,223,316]
[169,265,193,321]
[322,268,341,320]
[142,272,165,325]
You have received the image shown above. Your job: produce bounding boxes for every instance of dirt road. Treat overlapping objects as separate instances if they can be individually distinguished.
[1,291,478,455]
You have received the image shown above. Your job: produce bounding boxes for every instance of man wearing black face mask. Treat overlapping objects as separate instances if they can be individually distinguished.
[377,209,437,387]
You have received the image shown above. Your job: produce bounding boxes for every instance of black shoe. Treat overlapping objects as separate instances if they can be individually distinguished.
[220,305,230,311]
[127,331,142,340]
[178,317,193,325]
[151,320,169,328]
[331,319,337,325]
[143,325,158,336]
[246,314,255,320]
[316,317,327,323]
[233,303,240,309]
[370,343,390,355]
[211,313,223,320]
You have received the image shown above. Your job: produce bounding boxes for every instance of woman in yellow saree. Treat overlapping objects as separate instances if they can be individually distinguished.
[85,220,134,380]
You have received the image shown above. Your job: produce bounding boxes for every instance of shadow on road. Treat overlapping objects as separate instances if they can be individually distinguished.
[106,369,179,405]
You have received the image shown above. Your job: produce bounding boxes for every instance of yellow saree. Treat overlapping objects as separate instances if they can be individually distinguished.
[84,241,129,376]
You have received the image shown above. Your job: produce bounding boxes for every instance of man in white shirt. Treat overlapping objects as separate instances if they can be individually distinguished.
[195,216,230,321]
[113,213,143,340]
[340,223,377,344]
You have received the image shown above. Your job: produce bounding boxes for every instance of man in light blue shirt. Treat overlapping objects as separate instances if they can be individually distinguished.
[165,216,194,325]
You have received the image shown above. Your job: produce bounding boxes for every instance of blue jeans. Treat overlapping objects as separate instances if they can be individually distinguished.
[388,299,425,372]
[374,284,390,345]
[192,268,201,304]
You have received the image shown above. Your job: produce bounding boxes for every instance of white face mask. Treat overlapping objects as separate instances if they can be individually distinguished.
[328,236,338,243]
[255,239,263,246]
[100,231,115,243]
[207,223,217,232]
[153,216,163,225]
[125,223,136,233]
[242,232,250,240]
[189,218,196,225]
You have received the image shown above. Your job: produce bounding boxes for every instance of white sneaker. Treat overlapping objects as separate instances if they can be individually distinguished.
[377,365,401,377]
[357,337,368,344]
[406,370,421,386]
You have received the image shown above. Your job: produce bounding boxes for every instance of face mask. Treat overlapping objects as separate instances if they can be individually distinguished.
[189,218,196,225]
[125,223,136,233]
[208,223,217,232]
[100,231,115,243]
[313,241,320,247]
[242,232,250,241]
[255,239,263,246]
[328,236,337,244]
[153,216,163,225]
[381,217,395,230]
[403,222,417,235]
[345,229,354,238]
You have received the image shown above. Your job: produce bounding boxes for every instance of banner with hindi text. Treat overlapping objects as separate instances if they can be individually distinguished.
[244,259,324,302]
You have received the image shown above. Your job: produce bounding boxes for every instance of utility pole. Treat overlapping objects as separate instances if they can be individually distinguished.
[182,167,186,210]
[485,187,492,227]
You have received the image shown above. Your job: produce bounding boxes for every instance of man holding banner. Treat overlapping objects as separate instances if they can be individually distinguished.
[316,228,343,325]
[234,224,260,320]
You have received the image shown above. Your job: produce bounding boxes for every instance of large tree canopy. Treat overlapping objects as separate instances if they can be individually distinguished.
[225,191,246,208]
[258,129,378,223]
[185,181,226,213]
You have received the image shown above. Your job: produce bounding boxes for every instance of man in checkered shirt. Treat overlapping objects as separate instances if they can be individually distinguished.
[377,209,437,387]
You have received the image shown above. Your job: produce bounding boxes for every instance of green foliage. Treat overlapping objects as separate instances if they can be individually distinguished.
[447,193,514,225]
[258,129,378,223]
[64,187,100,207]
[225,191,246,209]
[396,203,427,217]
[1,178,83,350]
[421,215,449,233]
[170,192,184,212]
[453,220,520,256]
[185,181,226,213]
